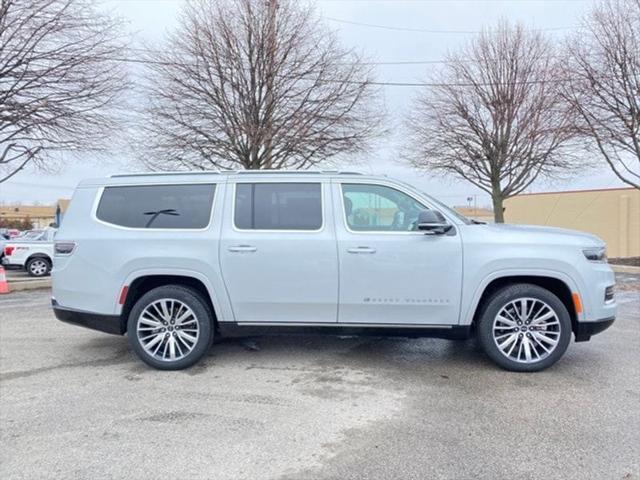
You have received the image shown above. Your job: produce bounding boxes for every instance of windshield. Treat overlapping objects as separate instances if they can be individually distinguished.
[420,192,474,225]
[385,178,474,225]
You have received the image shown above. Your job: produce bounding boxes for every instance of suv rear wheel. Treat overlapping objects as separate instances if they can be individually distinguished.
[127,285,213,370]
[477,284,572,372]
[26,257,51,277]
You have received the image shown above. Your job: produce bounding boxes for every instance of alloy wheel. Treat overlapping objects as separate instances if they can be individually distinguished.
[492,297,561,364]
[136,299,200,362]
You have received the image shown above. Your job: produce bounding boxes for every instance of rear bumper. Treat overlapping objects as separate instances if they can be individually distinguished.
[52,299,124,335]
[574,316,615,342]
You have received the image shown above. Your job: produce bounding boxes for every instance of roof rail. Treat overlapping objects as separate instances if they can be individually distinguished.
[110,170,221,178]
[110,169,363,178]
[233,169,363,175]
[234,170,318,175]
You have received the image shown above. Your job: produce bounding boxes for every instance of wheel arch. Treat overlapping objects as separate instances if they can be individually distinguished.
[468,273,580,335]
[26,253,52,264]
[25,254,52,275]
[120,274,220,334]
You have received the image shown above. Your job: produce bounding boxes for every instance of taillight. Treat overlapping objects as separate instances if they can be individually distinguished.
[54,241,76,255]
[4,246,14,256]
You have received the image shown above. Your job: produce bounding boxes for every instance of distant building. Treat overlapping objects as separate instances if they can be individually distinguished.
[0,199,70,229]
[505,187,639,259]
[453,206,494,223]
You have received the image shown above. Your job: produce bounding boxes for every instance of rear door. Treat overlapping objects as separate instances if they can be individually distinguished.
[219,179,338,323]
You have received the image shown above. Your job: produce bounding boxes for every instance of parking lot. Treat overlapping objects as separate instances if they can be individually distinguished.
[1,268,51,293]
[3,269,35,281]
[2,267,48,280]
[0,275,638,480]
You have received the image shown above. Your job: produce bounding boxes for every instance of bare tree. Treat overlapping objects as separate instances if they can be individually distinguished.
[406,22,575,223]
[140,0,382,171]
[0,0,127,183]
[562,0,640,189]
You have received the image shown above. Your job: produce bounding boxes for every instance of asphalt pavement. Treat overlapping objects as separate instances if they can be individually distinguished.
[0,275,638,480]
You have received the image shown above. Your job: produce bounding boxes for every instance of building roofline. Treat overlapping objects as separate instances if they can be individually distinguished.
[513,186,637,197]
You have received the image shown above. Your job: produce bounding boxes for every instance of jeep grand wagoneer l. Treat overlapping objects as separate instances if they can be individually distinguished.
[52,171,616,371]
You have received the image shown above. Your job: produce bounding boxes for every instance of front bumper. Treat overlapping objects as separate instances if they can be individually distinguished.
[52,299,124,335]
[574,316,615,342]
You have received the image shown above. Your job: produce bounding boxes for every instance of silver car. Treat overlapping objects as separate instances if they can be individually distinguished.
[52,171,616,371]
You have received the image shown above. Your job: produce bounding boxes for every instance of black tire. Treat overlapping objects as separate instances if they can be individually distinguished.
[26,257,51,277]
[127,285,214,370]
[477,283,572,372]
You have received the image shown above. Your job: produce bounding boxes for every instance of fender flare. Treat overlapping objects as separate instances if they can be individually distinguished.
[117,268,228,322]
[26,253,52,264]
[462,268,584,325]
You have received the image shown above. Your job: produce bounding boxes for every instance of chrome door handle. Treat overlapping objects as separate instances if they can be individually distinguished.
[228,245,257,253]
[347,246,376,254]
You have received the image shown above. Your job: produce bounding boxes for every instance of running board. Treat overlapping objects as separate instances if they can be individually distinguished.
[217,322,471,340]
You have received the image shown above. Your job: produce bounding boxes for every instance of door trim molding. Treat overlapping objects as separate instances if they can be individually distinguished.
[235,321,453,328]
[217,322,471,340]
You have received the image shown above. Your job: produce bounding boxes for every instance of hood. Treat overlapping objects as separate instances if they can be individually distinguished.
[477,223,604,247]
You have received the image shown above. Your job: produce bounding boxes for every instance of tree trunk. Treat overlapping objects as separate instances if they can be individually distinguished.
[492,194,505,223]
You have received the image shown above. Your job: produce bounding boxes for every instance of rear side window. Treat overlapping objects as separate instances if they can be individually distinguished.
[234,183,322,230]
[96,184,215,229]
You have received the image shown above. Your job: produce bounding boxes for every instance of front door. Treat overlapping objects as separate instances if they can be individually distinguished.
[333,181,463,325]
[219,180,338,323]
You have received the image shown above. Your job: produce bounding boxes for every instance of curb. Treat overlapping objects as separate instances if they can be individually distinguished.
[610,264,640,274]
[7,278,51,292]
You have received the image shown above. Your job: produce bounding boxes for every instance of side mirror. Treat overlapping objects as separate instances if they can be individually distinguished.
[417,210,453,235]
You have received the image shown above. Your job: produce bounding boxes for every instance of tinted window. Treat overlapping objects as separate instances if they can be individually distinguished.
[342,184,427,232]
[234,183,322,230]
[97,184,215,229]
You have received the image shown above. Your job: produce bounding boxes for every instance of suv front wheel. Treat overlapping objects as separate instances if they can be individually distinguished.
[477,284,572,372]
[127,285,213,370]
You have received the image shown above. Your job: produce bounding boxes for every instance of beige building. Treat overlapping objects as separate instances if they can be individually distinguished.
[0,199,70,229]
[505,187,640,259]
[453,206,495,223]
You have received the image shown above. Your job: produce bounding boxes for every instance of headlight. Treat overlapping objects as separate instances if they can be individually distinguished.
[583,247,607,262]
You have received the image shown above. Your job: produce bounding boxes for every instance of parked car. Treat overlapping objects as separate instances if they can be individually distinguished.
[2,228,56,277]
[52,171,616,371]
[0,231,9,263]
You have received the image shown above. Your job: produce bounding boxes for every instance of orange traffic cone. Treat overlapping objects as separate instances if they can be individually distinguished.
[0,266,9,294]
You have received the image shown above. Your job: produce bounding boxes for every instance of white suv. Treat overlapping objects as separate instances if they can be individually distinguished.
[52,171,616,371]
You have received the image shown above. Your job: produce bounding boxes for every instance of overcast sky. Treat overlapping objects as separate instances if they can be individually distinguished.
[0,0,628,207]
